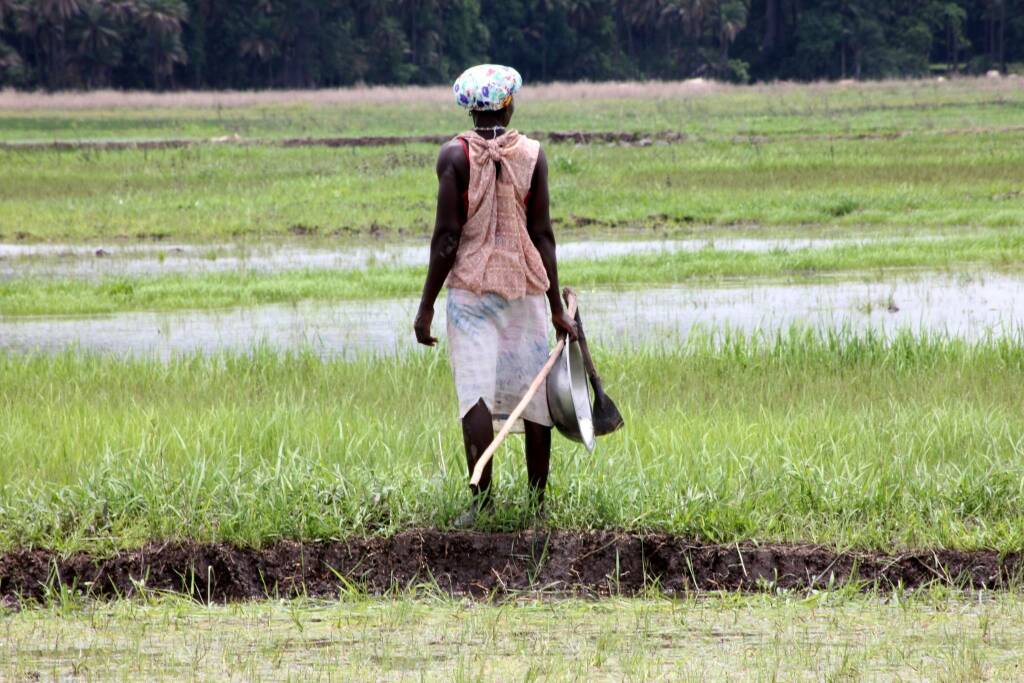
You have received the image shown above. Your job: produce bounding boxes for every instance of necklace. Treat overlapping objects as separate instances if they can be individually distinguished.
[473,125,506,134]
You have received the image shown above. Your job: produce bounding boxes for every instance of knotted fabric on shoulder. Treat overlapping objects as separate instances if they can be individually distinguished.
[447,130,550,301]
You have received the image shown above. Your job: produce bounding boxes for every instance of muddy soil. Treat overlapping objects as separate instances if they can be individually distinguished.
[0,130,680,151]
[4,125,1022,152]
[0,531,1017,603]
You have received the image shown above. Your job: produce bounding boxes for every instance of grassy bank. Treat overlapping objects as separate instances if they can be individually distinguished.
[2,232,1021,315]
[1,77,1021,142]
[4,592,1021,681]
[2,331,1024,552]
[3,128,1022,241]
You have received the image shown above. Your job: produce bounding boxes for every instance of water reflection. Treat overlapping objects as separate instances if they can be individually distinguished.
[1,272,1018,358]
[0,236,920,279]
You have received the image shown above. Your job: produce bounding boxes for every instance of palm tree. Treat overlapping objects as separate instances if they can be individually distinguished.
[622,0,666,28]
[660,0,711,40]
[105,0,141,23]
[239,36,279,84]
[236,0,279,85]
[42,0,83,86]
[717,0,749,61]
[72,0,123,87]
[39,0,81,22]
[11,0,82,88]
[0,0,20,24]
[11,2,45,83]
[1,0,27,85]
[133,0,187,42]
[0,38,25,85]
[131,0,187,88]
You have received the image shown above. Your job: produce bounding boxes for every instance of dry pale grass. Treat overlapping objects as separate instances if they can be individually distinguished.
[0,79,724,110]
[2,76,1018,111]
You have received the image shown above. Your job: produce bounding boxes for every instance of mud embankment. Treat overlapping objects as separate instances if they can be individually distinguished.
[0,130,681,151]
[1,531,1018,603]
[3,125,1022,152]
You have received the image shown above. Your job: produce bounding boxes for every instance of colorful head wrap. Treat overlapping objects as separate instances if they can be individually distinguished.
[453,64,522,111]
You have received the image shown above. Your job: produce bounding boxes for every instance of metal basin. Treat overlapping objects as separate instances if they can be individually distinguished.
[546,340,596,451]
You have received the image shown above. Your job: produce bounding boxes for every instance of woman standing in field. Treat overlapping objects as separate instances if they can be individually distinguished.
[414,64,577,526]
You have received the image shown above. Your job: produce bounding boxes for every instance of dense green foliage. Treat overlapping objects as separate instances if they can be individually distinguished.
[0,0,1021,89]
[3,332,1024,551]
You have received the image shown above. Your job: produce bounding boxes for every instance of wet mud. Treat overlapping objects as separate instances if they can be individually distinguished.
[3,125,1022,152]
[0,130,685,152]
[0,132,650,152]
[0,531,1018,603]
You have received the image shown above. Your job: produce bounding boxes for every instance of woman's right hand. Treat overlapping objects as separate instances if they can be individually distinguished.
[552,310,578,341]
[414,305,438,346]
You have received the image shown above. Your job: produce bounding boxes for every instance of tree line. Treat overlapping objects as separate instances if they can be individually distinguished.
[0,0,1020,90]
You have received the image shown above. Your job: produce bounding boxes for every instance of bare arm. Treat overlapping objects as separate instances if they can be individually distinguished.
[527,148,577,340]
[414,142,465,346]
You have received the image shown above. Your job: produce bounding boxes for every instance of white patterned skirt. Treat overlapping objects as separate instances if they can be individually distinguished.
[446,288,553,430]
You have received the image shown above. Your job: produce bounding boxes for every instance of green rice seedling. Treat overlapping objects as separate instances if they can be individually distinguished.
[1,128,1022,243]
[1,329,1023,552]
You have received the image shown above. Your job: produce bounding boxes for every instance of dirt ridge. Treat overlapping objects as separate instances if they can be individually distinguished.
[3,125,1023,152]
[1,531,1019,603]
[0,130,679,151]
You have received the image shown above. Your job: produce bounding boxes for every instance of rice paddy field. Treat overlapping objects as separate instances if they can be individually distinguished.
[3,77,1024,680]
[6,592,1024,681]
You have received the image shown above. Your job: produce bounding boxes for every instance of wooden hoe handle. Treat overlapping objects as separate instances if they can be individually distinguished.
[469,289,578,487]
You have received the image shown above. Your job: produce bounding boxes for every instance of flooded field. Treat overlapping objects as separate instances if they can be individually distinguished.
[0,236,920,280]
[1,272,1017,358]
[7,594,1024,682]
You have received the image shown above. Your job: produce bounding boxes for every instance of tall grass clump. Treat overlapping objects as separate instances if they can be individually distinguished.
[1,329,1023,552]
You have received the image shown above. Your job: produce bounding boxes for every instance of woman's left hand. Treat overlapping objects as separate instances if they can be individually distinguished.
[552,311,578,341]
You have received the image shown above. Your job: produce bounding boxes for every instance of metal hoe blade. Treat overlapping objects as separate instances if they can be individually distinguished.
[573,307,624,436]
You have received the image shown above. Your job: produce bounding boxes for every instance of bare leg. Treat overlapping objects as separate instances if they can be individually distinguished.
[462,398,494,503]
[523,419,552,506]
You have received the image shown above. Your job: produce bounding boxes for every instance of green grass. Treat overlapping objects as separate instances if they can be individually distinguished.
[2,77,1022,142]
[3,591,1023,681]
[2,232,1022,315]
[3,330,1024,552]
[4,77,1024,566]
[1,128,1022,242]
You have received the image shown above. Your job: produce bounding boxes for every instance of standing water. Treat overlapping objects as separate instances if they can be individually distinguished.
[0,236,933,280]
[0,272,1019,358]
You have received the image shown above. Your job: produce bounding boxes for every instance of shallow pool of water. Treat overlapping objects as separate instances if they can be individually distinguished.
[1,272,1018,358]
[0,236,914,280]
